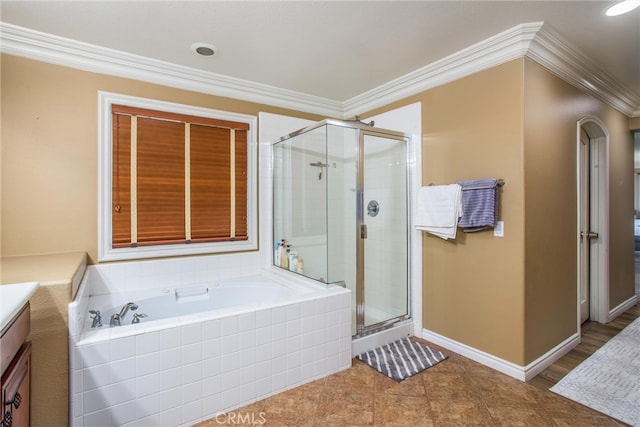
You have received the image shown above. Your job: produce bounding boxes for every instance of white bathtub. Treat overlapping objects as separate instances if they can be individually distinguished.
[69,263,351,427]
[82,277,307,331]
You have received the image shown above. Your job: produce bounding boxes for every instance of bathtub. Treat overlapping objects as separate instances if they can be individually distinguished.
[69,263,351,427]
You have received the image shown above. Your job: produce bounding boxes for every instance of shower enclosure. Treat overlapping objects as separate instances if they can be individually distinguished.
[272,119,410,337]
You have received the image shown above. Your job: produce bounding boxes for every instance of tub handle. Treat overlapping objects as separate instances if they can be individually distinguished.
[89,310,103,328]
[132,313,147,324]
[175,286,209,298]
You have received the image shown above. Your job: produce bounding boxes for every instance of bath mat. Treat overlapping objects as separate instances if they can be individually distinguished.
[356,337,447,382]
[550,317,640,426]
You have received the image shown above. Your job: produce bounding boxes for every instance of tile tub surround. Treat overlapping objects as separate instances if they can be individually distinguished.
[69,262,351,426]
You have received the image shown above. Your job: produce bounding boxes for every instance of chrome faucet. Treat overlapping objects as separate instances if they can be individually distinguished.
[110,302,138,327]
[118,302,138,319]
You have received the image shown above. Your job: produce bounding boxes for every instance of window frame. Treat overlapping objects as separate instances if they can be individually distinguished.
[98,91,258,262]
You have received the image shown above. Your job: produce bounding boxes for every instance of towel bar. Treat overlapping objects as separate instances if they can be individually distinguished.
[427,178,505,190]
[461,179,505,191]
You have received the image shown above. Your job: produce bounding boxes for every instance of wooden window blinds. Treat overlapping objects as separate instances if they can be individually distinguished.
[111,105,249,248]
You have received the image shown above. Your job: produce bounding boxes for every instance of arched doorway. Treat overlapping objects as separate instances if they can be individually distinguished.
[576,117,609,331]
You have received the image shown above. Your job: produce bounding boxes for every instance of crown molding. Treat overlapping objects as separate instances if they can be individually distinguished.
[527,25,640,118]
[344,22,640,118]
[0,22,344,118]
[1,21,638,119]
[343,22,544,118]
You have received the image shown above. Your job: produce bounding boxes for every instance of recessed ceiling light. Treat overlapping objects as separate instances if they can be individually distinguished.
[605,0,640,16]
[191,42,217,57]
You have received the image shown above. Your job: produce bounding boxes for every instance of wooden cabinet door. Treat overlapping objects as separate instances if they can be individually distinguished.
[1,342,31,427]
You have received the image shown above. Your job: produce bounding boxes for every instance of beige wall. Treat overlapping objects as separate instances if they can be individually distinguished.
[365,58,635,366]
[414,60,527,364]
[1,54,322,263]
[522,59,635,362]
[364,60,528,364]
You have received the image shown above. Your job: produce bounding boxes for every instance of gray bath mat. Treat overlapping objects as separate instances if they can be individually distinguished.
[356,337,447,382]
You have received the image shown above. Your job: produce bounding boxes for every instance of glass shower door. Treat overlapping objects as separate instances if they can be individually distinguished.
[357,132,409,334]
[273,120,409,337]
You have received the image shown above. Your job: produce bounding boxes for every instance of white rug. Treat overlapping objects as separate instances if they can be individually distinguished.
[550,317,640,426]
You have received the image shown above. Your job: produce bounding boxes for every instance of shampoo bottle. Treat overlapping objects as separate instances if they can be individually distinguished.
[289,251,298,271]
[279,240,287,267]
[274,242,282,265]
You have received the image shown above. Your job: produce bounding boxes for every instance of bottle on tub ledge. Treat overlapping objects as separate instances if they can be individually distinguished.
[275,239,303,273]
[277,239,289,269]
[288,250,298,272]
[274,240,283,266]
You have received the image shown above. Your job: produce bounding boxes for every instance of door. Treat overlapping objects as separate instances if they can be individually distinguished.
[577,118,609,326]
[356,132,409,334]
[579,127,605,324]
[579,128,591,323]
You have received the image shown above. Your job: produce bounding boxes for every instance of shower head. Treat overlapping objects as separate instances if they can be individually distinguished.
[353,115,375,127]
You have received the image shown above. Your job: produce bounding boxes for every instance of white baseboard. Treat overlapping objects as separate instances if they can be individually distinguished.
[607,294,639,323]
[422,328,579,382]
[522,333,580,381]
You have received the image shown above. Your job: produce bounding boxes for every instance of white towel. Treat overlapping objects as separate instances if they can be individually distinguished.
[415,184,462,240]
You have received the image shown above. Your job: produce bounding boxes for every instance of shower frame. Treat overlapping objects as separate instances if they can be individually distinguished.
[272,118,412,338]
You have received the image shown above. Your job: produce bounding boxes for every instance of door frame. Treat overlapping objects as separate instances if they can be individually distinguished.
[355,127,411,336]
[576,116,610,331]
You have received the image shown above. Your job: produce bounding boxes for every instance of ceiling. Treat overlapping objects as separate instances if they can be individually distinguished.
[1,1,639,115]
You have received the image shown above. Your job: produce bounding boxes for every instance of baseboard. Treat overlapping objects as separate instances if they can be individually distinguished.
[607,294,639,323]
[522,333,580,381]
[422,328,579,382]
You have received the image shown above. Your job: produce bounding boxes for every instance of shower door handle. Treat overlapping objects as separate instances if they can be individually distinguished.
[360,224,368,239]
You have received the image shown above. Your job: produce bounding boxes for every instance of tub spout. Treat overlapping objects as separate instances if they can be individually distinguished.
[118,302,138,320]
[110,302,139,327]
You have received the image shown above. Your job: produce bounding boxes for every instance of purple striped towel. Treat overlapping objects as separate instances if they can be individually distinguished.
[458,178,498,232]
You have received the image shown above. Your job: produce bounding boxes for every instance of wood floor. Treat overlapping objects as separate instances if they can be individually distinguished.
[529,302,640,390]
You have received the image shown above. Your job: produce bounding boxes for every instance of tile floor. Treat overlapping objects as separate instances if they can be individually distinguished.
[195,336,626,426]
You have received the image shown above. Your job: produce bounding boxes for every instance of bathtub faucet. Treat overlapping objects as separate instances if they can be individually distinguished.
[110,302,139,327]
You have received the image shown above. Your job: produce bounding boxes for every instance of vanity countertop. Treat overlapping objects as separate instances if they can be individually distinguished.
[0,281,39,332]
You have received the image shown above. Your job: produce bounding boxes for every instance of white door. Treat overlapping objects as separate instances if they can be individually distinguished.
[577,117,609,326]
[579,127,605,324]
[579,128,592,323]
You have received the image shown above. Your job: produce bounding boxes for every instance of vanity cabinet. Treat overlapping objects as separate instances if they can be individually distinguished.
[1,304,31,427]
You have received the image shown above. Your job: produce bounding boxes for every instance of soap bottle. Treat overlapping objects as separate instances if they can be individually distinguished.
[274,242,282,265]
[296,258,304,274]
[284,246,290,269]
[279,240,287,267]
[289,251,298,271]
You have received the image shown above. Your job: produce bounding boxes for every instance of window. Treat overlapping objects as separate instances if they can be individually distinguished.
[99,92,257,261]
